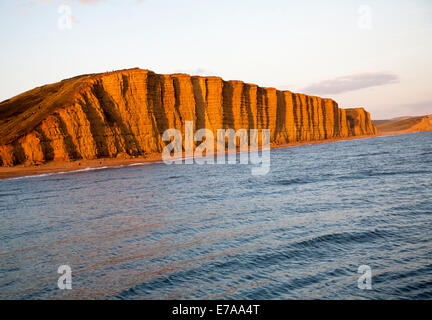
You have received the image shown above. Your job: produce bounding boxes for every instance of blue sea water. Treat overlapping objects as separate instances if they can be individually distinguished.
[0,132,431,299]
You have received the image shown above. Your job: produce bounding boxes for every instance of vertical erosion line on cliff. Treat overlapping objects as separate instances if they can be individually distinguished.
[33,128,54,162]
[301,95,308,140]
[222,81,234,130]
[92,80,143,156]
[327,100,335,138]
[348,117,354,136]
[307,97,314,140]
[346,110,355,136]
[316,98,324,140]
[266,89,277,141]
[303,96,310,140]
[53,112,81,160]
[121,75,129,98]
[307,97,317,140]
[339,107,347,137]
[172,75,198,150]
[12,143,26,165]
[242,84,254,131]
[297,95,305,141]
[256,88,264,130]
[172,77,184,129]
[78,92,110,157]
[146,74,169,153]
[364,112,369,135]
[288,93,294,142]
[332,101,340,137]
[275,91,286,143]
[250,86,259,130]
[340,109,348,137]
[365,111,372,135]
[91,82,123,155]
[119,73,140,150]
[338,109,343,137]
[192,78,206,131]
[230,82,243,131]
[296,95,303,141]
[310,97,316,140]
[361,112,366,135]
[291,94,300,142]
[313,97,322,140]
[321,100,328,140]
[261,89,269,130]
[364,113,368,135]
[205,77,224,133]
[264,90,270,130]
[204,78,211,131]
[307,97,315,140]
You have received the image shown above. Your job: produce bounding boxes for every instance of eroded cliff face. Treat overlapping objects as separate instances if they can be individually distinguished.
[346,108,378,136]
[0,68,377,166]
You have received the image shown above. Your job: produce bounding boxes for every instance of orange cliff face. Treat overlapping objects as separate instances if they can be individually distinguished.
[0,68,377,167]
[345,108,378,136]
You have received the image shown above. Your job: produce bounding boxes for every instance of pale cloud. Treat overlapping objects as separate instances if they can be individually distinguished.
[301,72,399,95]
[370,100,432,120]
[390,100,432,117]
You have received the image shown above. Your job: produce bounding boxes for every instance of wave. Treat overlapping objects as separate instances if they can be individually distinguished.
[354,151,390,157]
[114,229,390,299]
[3,168,100,181]
[1,161,160,182]
[274,178,310,186]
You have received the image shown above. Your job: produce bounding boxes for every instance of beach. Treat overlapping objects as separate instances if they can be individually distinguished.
[0,134,393,180]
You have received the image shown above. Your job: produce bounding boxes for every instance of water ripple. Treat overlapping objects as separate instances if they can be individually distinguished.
[0,131,431,299]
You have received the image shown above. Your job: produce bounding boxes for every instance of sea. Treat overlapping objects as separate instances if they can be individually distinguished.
[0,131,431,299]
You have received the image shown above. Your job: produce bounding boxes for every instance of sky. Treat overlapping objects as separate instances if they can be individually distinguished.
[0,0,431,119]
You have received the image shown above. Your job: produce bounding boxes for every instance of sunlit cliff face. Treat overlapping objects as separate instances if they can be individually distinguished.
[0,68,376,167]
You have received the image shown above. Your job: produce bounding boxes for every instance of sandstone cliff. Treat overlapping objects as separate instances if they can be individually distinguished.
[0,68,377,166]
[346,108,378,136]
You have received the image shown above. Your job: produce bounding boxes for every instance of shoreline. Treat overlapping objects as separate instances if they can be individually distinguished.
[0,131,419,180]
